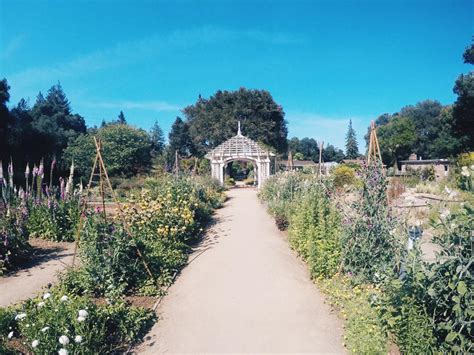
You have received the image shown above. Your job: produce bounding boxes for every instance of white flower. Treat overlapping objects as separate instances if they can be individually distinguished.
[41,326,50,332]
[74,335,83,343]
[60,295,68,302]
[461,166,468,171]
[440,209,450,220]
[471,165,474,170]
[78,309,88,318]
[59,335,69,345]
[32,340,39,348]
[43,292,51,300]
[15,313,26,320]
[77,316,86,322]
[461,170,470,177]
[7,331,13,339]
[58,349,68,355]
[38,301,45,308]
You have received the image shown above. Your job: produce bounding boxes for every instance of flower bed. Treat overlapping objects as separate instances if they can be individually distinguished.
[1,174,225,353]
[260,168,473,353]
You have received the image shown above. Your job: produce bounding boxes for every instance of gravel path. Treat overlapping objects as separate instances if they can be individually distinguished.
[138,188,345,354]
[0,240,75,307]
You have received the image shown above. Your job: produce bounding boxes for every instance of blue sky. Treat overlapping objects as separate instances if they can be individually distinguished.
[0,0,472,150]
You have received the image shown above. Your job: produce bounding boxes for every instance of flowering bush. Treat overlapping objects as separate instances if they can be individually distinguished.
[341,163,406,283]
[1,290,154,354]
[0,204,30,275]
[259,172,305,230]
[332,165,357,189]
[26,197,81,242]
[60,175,224,297]
[288,182,342,278]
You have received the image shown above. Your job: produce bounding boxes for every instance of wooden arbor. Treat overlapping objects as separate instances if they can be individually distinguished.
[205,123,275,188]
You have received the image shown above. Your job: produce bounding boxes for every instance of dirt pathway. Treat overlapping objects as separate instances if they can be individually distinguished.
[138,188,345,354]
[0,240,75,307]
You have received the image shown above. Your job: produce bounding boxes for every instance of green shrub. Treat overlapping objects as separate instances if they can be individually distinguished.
[289,182,342,278]
[0,205,31,275]
[26,197,81,242]
[379,204,474,353]
[3,290,154,354]
[342,163,406,283]
[332,165,356,188]
[61,175,224,297]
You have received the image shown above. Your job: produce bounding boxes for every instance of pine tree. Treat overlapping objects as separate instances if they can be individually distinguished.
[150,121,165,156]
[117,111,127,124]
[345,119,359,159]
[169,117,193,156]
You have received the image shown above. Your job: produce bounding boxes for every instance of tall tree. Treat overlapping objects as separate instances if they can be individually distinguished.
[0,79,11,162]
[323,144,345,162]
[452,42,474,150]
[399,100,443,158]
[183,88,288,156]
[377,116,417,167]
[117,111,127,124]
[298,137,319,161]
[29,83,87,163]
[168,117,193,156]
[345,119,359,159]
[64,124,152,178]
[150,120,165,156]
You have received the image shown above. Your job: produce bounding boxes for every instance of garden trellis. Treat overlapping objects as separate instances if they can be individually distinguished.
[367,120,382,165]
[71,137,155,282]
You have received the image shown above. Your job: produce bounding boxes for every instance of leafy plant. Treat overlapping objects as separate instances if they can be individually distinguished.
[3,290,154,354]
[341,163,406,283]
[332,165,356,189]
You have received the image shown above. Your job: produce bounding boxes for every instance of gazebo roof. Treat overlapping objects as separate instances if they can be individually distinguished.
[205,123,275,159]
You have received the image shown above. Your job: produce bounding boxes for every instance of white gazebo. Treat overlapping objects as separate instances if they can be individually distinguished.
[205,123,275,188]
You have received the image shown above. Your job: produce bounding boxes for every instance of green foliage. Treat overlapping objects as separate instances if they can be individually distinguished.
[60,175,224,298]
[64,124,152,178]
[183,88,288,155]
[258,172,304,224]
[3,290,154,354]
[377,116,417,167]
[345,119,359,159]
[288,182,342,278]
[0,204,31,275]
[379,204,474,353]
[168,117,194,157]
[26,197,81,242]
[332,165,356,189]
[318,275,387,353]
[341,163,405,283]
[456,152,474,191]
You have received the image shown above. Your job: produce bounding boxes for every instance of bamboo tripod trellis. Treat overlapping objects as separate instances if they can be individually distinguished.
[71,137,155,284]
[367,121,382,165]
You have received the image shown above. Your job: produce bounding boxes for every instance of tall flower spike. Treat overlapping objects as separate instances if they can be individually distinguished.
[8,160,13,188]
[0,161,3,186]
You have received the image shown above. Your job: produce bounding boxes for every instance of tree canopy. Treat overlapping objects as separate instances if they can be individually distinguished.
[452,42,474,150]
[181,88,288,156]
[64,124,152,178]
